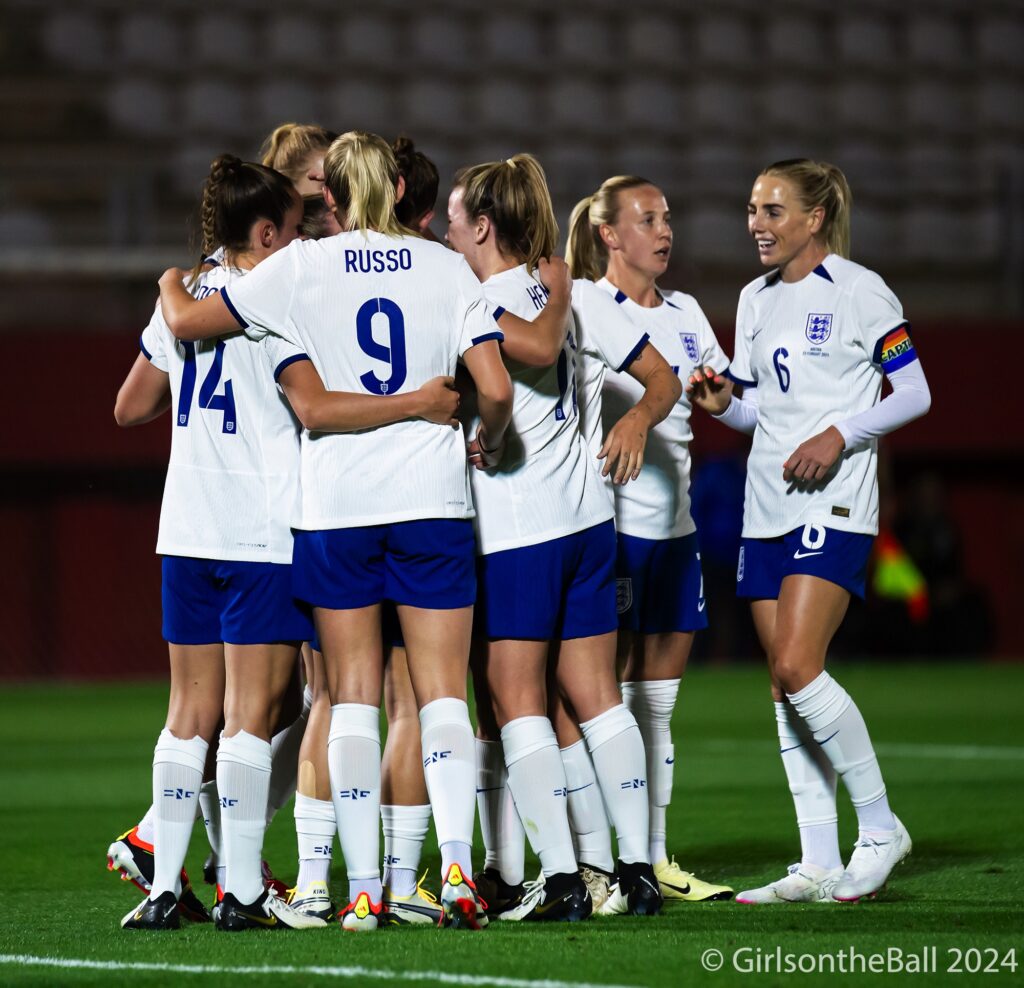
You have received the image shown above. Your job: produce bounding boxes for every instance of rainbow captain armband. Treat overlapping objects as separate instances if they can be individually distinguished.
[874,323,917,372]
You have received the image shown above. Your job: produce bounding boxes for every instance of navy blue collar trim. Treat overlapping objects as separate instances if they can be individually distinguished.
[813,263,833,282]
[614,289,627,304]
[759,270,782,291]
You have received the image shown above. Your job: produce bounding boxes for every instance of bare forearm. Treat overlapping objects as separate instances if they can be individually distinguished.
[296,390,425,433]
[633,367,681,428]
[498,289,570,367]
[158,274,235,341]
[475,393,513,448]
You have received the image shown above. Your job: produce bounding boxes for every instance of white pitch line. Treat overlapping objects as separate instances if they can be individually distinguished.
[692,738,1024,762]
[0,955,641,988]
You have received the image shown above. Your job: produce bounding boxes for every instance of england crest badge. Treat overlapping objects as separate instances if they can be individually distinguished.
[679,332,700,362]
[805,313,832,344]
[616,578,633,614]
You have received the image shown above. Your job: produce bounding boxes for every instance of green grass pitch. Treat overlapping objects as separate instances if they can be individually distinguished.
[1,663,1022,987]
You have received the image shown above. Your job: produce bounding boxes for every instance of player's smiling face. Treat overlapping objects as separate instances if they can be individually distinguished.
[747,175,823,276]
[606,185,672,279]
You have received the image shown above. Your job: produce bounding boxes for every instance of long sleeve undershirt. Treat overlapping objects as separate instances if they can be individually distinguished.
[711,359,931,448]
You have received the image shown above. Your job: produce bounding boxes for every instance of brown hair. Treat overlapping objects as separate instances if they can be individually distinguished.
[392,136,439,229]
[260,123,337,185]
[323,131,406,237]
[453,153,557,273]
[300,194,334,240]
[566,175,655,281]
[760,158,852,258]
[190,154,296,283]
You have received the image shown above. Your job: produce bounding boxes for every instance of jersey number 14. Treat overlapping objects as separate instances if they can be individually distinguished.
[177,340,236,434]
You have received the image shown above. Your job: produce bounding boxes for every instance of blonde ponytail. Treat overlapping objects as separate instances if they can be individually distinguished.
[260,122,336,186]
[454,153,557,272]
[564,175,654,280]
[761,158,852,258]
[324,131,406,237]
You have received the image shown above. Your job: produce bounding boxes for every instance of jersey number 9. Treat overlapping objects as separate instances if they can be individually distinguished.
[357,298,407,395]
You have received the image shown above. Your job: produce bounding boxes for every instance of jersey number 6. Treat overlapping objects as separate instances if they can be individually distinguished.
[177,340,236,434]
[773,347,791,393]
[357,298,407,395]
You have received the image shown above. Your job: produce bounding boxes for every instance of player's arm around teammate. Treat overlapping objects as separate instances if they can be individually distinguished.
[690,159,929,905]
[448,155,670,920]
[117,155,333,933]
[560,176,736,903]
[165,131,512,931]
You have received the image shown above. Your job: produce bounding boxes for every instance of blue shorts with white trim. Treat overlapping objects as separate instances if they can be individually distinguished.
[616,531,708,634]
[736,525,874,600]
[293,519,476,611]
[161,556,313,645]
[476,520,618,641]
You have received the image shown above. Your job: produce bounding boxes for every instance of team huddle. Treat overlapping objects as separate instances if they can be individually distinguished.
[109,122,931,932]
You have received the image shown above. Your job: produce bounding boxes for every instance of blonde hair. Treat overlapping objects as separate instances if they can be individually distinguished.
[454,153,557,273]
[260,123,336,186]
[323,131,406,237]
[566,175,656,280]
[760,158,852,258]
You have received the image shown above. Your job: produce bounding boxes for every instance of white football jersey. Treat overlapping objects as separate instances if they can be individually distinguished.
[223,230,500,530]
[466,266,615,555]
[596,278,729,540]
[731,255,910,538]
[574,281,652,475]
[141,265,303,563]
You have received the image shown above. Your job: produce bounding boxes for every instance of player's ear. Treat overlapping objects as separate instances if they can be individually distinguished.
[418,209,435,233]
[255,218,275,249]
[475,213,491,246]
[598,222,618,251]
[395,173,406,206]
[808,205,825,236]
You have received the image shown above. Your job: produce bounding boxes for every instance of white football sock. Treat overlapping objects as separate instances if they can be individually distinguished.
[136,804,156,846]
[420,697,475,877]
[295,792,335,888]
[327,703,382,902]
[217,730,272,904]
[559,739,613,872]
[198,780,221,861]
[580,704,650,865]
[787,672,896,834]
[622,678,679,864]
[266,685,312,827]
[476,738,525,885]
[775,700,841,870]
[381,803,430,896]
[150,730,207,899]
[501,716,576,877]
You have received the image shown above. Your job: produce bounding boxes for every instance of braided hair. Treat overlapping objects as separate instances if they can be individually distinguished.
[189,154,296,283]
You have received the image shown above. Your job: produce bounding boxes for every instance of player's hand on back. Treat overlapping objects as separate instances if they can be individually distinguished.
[467,427,504,471]
[686,365,732,415]
[783,426,845,484]
[159,267,189,289]
[537,256,572,299]
[417,375,460,428]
